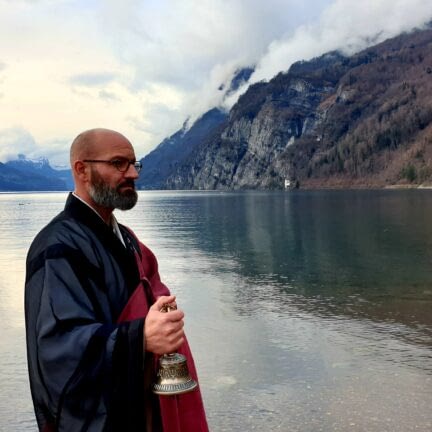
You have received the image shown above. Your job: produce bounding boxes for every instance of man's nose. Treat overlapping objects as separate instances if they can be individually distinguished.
[125,163,140,178]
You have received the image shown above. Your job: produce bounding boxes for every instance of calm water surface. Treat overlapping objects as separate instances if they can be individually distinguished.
[0,190,431,431]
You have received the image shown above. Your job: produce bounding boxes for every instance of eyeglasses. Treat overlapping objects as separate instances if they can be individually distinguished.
[83,158,142,173]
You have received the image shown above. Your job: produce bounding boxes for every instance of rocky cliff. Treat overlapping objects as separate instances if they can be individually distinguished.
[164,26,432,189]
[136,67,255,190]
[136,108,227,189]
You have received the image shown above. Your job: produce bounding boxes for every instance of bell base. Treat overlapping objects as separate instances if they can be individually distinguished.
[153,379,198,395]
[153,352,198,395]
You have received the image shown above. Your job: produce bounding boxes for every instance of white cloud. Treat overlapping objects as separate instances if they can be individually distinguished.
[96,0,336,135]
[0,128,38,162]
[226,0,432,107]
[0,0,430,166]
[69,73,118,87]
[99,0,331,91]
[0,127,72,168]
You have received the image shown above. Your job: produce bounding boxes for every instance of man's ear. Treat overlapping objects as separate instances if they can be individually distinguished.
[73,160,89,182]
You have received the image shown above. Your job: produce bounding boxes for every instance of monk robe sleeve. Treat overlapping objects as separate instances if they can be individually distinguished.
[25,243,146,432]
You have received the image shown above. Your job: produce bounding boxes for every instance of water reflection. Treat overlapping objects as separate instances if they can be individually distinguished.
[1,191,431,431]
[0,193,66,327]
[125,191,432,431]
[147,191,432,332]
[0,193,68,431]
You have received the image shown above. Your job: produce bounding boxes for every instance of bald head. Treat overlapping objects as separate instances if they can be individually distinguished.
[70,128,131,167]
[69,128,139,220]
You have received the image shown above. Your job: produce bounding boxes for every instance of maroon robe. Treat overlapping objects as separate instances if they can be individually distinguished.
[118,230,209,432]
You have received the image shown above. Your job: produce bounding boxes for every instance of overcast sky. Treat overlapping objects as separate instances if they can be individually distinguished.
[0,0,431,167]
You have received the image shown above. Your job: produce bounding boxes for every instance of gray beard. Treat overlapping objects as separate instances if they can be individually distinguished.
[89,172,138,211]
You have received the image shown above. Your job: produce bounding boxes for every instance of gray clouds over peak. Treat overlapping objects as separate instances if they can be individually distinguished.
[98,0,432,127]
[69,72,118,87]
[0,0,431,164]
[99,0,331,90]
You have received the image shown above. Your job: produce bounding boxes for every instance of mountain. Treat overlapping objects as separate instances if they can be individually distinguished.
[161,26,432,189]
[136,108,227,189]
[3,28,432,191]
[136,67,255,190]
[218,67,255,96]
[0,156,73,191]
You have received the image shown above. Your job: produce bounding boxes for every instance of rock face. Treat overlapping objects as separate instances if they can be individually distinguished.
[136,108,227,189]
[163,26,432,189]
[136,67,255,190]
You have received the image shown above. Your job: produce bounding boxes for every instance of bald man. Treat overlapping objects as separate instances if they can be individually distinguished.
[25,129,208,432]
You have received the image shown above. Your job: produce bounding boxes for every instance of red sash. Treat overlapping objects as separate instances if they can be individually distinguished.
[117,234,209,432]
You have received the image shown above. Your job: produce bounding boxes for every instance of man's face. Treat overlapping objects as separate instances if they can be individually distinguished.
[82,130,138,211]
[89,166,138,210]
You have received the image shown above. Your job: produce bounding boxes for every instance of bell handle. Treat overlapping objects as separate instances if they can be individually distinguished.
[159,301,179,358]
[159,302,177,313]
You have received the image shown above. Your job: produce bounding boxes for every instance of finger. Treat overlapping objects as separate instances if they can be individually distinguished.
[166,334,185,353]
[151,295,176,311]
[165,318,185,335]
[165,324,185,339]
[164,309,185,322]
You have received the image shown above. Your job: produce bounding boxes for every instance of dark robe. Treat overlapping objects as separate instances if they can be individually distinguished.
[25,193,207,432]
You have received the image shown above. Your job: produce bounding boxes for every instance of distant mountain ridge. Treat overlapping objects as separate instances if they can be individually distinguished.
[0,156,73,191]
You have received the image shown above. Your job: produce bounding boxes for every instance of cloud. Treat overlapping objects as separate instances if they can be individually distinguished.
[99,0,432,133]
[0,62,5,97]
[69,72,118,87]
[250,0,432,84]
[0,0,431,164]
[222,1,432,109]
[98,89,121,102]
[96,0,336,136]
[0,128,38,162]
[0,127,73,168]
[0,0,59,4]
[100,0,330,92]
[41,137,73,168]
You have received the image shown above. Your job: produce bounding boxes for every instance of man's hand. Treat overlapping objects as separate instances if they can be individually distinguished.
[144,295,185,355]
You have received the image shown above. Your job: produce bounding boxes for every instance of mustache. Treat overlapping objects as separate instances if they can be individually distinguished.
[118,180,136,190]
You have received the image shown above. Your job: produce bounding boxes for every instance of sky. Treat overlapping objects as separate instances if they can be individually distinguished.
[0,0,431,167]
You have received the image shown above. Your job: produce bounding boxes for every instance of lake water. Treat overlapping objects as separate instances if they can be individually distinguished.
[0,190,431,431]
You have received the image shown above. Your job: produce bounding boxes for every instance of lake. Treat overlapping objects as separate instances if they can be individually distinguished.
[0,190,431,431]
